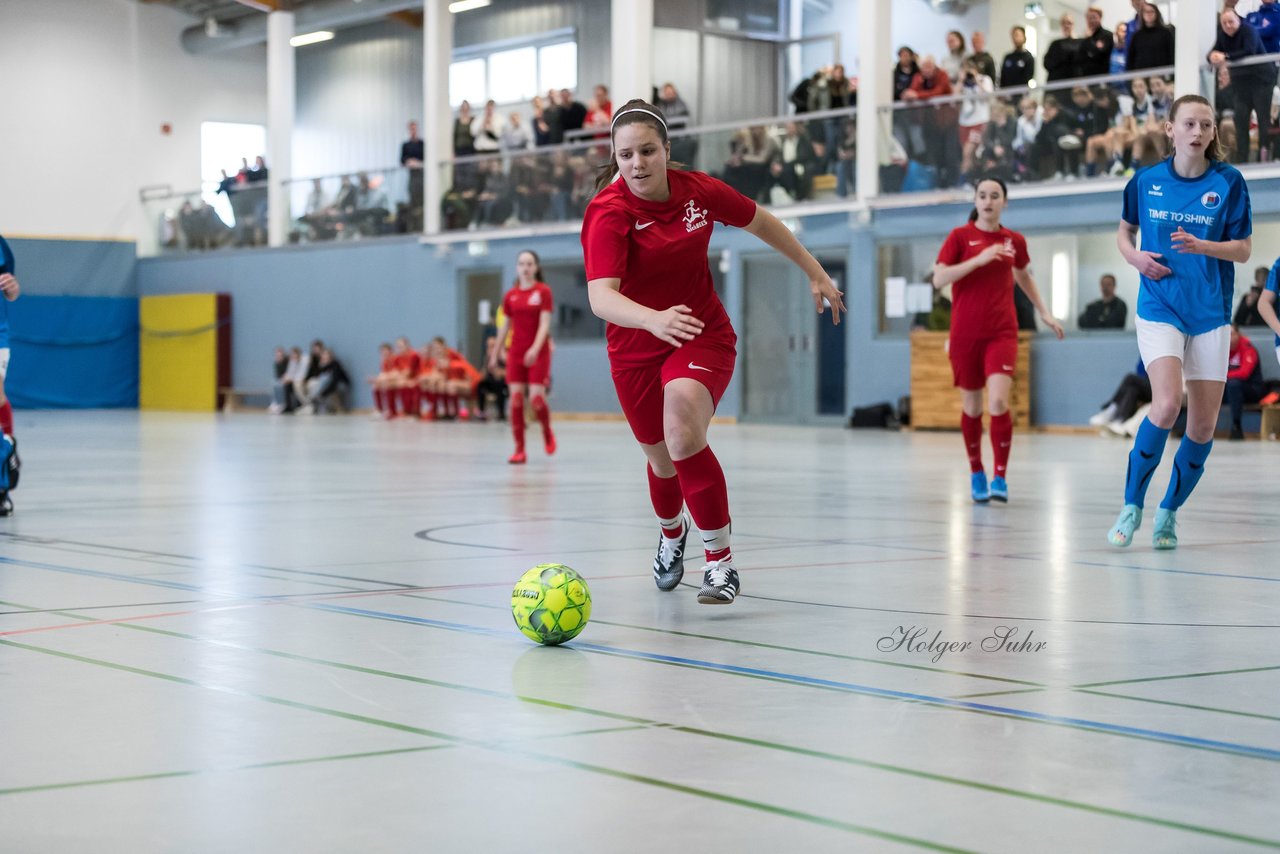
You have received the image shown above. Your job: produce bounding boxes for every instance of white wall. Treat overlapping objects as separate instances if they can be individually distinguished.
[0,0,266,241]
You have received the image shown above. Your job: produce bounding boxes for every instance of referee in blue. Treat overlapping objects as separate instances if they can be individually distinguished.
[1108,95,1252,550]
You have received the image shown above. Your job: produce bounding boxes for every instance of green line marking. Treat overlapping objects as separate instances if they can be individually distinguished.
[0,638,980,853]
[3,603,1277,848]
[0,745,452,796]
[1075,690,1280,723]
[950,688,1049,699]
[1075,665,1280,688]
[397,591,1048,688]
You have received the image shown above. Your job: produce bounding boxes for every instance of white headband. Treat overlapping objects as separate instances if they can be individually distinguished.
[610,107,668,132]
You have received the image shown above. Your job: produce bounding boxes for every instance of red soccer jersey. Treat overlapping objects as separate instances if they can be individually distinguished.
[502,282,554,356]
[582,169,757,368]
[380,354,395,373]
[394,350,421,375]
[936,223,1029,340]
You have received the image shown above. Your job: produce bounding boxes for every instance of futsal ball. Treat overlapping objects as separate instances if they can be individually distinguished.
[511,564,592,646]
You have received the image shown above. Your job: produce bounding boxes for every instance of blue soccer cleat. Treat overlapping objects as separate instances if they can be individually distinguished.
[1107,504,1143,547]
[971,471,991,503]
[1152,508,1178,550]
[989,476,1008,502]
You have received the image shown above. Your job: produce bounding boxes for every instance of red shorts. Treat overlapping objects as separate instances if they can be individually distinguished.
[506,348,551,386]
[611,336,736,446]
[949,335,1017,390]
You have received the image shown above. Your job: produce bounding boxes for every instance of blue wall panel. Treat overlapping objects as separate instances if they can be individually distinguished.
[7,296,139,408]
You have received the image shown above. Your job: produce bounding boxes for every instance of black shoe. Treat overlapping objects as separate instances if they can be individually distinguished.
[697,559,740,605]
[1230,426,1245,440]
[0,492,12,517]
[652,514,690,591]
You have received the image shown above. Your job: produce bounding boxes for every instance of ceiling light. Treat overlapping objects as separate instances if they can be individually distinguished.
[449,0,492,13]
[290,30,335,47]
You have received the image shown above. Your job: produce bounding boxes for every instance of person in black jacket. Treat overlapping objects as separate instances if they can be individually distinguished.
[1000,26,1035,89]
[1127,3,1175,72]
[1079,274,1128,328]
[1076,7,1115,78]
[1208,9,1277,163]
[303,347,351,414]
[1044,13,1082,82]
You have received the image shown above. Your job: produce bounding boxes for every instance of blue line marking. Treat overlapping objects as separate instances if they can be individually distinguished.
[308,602,1280,763]
[0,557,206,592]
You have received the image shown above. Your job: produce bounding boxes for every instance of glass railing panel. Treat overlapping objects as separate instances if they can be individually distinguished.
[284,165,416,245]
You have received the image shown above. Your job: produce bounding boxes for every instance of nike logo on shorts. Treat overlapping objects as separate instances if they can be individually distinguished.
[636,221,655,230]
[688,362,712,372]
[1001,364,1014,371]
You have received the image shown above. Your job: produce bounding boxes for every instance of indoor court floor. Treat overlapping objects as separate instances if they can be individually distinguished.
[0,411,1276,852]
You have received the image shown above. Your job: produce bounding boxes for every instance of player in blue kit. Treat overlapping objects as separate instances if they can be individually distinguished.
[1258,258,1280,371]
[1108,95,1252,550]
[0,233,21,516]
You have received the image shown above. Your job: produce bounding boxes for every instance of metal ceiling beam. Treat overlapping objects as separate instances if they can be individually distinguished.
[180,0,424,53]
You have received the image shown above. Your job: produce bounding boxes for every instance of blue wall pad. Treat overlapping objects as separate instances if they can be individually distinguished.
[6,296,139,408]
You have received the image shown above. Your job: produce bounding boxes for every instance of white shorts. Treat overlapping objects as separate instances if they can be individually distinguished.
[1134,318,1229,382]
[0,348,8,383]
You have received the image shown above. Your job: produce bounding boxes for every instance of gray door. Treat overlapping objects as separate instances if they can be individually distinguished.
[741,255,845,423]
[462,269,503,367]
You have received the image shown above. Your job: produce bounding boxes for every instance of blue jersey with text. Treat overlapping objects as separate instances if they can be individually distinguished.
[0,235,12,349]
[1266,257,1280,348]
[1121,158,1251,336]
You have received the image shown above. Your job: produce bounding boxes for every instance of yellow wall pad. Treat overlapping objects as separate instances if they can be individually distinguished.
[140,294,231,411]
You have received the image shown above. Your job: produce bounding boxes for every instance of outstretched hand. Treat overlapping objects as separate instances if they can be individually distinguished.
[0,273,18,300]
[645,305,705,347]
[810,274,846,325]
[1169,227,1205,255]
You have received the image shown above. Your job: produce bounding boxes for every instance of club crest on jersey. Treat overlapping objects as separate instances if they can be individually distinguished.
[1200,191,1221,211]
[683,199,709,232]
[528,292,542,305]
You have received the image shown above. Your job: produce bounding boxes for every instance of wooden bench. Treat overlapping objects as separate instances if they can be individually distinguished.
[1261,404,1280,440]
[909,330,1032,430]
[219,388,270,413]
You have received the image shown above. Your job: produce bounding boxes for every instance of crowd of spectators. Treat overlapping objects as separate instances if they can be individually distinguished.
[271,339,351,415]
[168,155,269,251]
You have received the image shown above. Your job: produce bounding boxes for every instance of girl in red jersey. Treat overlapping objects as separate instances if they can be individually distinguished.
[367,342,398,419]
[489,250,555,463]
[582,99,845,605]
[933,176,1063,504]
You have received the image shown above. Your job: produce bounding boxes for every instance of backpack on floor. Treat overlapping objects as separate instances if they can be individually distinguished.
[0,433,18,491]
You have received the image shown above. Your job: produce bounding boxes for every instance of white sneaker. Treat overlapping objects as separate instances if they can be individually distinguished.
[299,403,315,415]
[652,514,690,592]
[267,402,283,414]
[1089,403,1118,427]
[1106,419,1129,436]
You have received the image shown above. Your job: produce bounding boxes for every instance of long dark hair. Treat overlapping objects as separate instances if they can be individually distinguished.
[968,175,1008,223]
[593,98,673,192]
[515,248,544,284]
[1168,94,1225,161]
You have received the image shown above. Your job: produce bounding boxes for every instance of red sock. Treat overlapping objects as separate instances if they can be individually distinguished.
[0,401,12,436]
[400,388,416,416]
[410,387,422,416]
[531,394,552,436]
[671,446,731,562]
[372,389,384,413]
[990,412,1013,478]
[509,391,526,452]
[961,413,984,474]
[647,465,685,536]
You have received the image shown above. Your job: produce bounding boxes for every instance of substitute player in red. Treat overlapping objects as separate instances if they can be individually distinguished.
[489,250,554,464]
[582,98,845,604]
[933,177,1063,504]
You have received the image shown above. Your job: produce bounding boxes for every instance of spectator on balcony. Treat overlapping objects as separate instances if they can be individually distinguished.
[501,112,531,151]
[1078,86,1118,176]
[1111,22,1129,82]
[593,84,613,119]
[511,154,549,223]
[1079,274,1128,329]
[769,121,819,203]
[1077,7,1115,79]
[893,47,920,101]
[1086,86,1133,176]
[1122,0,1143,49]
[1034,96,1082,179]
[1012,95,1042,181]
[471,100,504,153]
[352,172,390,235]
[472,158,513,228]
[942,30,967,84]
[1246,0,1280,55]
[1000,26,1034,89]
[1209,8,1275,164]
[977,101,1017,183]
[546,150,574,221]
[584,96,611,139]
[659,82,696,164]
[1127,3,1175,73]
[957,57,995,180]
[532,96,553,147]
[1044,13,1082,83]
[247,155,268,184]
[453,101,476,157]
[401,119,424,230]
[904,55,960,187]
[722,125,779,203]
[831,116,858,198]
[967,30,997,82]
[559,89,587,136]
